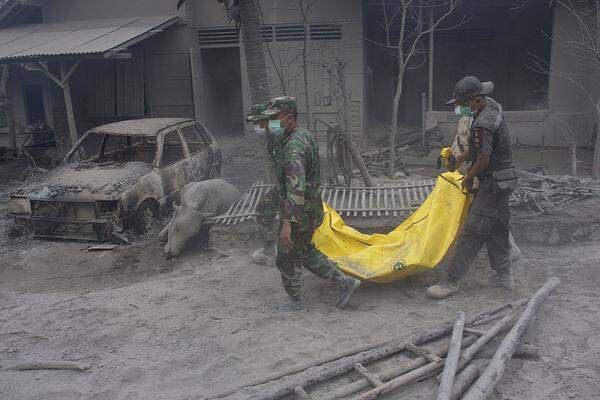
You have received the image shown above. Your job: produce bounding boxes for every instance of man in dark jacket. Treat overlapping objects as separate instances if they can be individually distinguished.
[427,76,518,299]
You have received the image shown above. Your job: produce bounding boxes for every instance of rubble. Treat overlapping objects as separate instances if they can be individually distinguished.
[512,170,600,214]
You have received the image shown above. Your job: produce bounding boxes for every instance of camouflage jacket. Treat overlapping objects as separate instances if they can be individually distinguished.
[274,127,323,229]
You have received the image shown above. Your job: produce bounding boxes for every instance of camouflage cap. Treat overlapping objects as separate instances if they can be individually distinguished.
[245,102,271,123]
[262,96,297,117]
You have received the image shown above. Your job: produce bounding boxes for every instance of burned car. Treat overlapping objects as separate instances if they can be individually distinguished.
[10,118,222,241]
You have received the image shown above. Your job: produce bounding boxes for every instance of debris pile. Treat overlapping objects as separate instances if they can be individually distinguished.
[512,170,600,214]
[205,278,559,400]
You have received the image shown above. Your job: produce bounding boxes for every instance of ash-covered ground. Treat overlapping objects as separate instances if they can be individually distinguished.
[1,140,599,400]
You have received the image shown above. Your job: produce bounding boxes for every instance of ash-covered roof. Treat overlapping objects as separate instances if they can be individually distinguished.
[88,118,194,136]
[0,15,177,62]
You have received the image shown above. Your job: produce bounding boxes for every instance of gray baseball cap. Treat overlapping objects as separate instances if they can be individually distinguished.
[446,76,494,105]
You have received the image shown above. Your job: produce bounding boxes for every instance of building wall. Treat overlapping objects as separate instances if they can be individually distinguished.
[429,3,596,148]
[189,0,365,139]
[142,26,195,119]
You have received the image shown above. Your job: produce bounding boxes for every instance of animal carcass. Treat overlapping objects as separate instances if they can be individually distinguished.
[159,179,240,257]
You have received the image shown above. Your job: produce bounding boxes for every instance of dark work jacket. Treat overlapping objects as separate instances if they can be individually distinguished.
[468,97,514,180]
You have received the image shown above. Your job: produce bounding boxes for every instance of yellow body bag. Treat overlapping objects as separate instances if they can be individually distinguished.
[312,172,472,283]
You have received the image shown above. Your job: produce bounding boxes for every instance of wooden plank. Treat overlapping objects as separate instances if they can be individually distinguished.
[353,363,383,387]
[412,186,419,207]
[332,188,340,212]
[391,186,398,217]
[244,184,261,222]
[250,185,266,216]
[346,186,353,217]
[368,188,373,217]
[384,187,389,217]
[361,188,366,217]
[398,187,406,211]
[406,343,443,363]
[227,186,252,225]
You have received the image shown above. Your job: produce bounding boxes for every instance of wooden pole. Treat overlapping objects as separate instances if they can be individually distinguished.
[421,92,427,148]
[437,312,465,400]
[439,298,528,379]
[462,277,560,400]
[449,362,484,400]
[59,61,79,148]
[428,8,434,111]
[353,300,527,400]
[320,335,478,400]
[239,302,521,400]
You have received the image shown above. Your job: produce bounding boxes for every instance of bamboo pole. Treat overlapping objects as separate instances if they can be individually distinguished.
[352,300,527,400]
[462,277,560,400]
[450,362,484,400]
[238,302,522,400]
[437,311,465,400]
[320,335,479,400]
[439,298,528,379]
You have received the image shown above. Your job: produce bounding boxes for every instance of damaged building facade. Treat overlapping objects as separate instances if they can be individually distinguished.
[0,0,597,160]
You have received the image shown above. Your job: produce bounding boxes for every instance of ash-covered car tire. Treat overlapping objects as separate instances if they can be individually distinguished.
[134,199,160,234]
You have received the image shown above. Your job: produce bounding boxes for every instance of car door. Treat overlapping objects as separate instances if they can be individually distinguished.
[178,122,213,180]
[158,128,194,206]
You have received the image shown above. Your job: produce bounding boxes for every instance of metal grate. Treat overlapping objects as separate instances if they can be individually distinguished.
[208,180,436,225]
[275,25,306,41]
[261,25,273,42]
[198,23,342,46]
[197,27,239,46]
[310,23,342,41]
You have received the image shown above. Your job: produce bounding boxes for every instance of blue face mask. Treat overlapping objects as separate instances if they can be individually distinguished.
[455,105,475,117]
[268,118,286,137]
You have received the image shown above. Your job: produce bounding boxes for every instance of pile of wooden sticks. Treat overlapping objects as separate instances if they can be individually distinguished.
[512,170,599,214]
[204,277,559,400]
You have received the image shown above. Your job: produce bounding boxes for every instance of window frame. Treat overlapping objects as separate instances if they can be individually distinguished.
[194,122,215,145]
[177,122,210,155]
[159,128,189,168]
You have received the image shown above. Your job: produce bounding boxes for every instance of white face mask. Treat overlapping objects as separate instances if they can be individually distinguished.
[254,124,267,135]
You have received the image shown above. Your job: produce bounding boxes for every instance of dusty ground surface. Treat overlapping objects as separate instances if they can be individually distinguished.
[1,141,599,400]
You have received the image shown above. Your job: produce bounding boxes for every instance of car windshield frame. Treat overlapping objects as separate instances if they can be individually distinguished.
[64,131,159,166]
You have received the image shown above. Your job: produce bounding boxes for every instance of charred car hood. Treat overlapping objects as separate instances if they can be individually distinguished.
[18,162,154,200]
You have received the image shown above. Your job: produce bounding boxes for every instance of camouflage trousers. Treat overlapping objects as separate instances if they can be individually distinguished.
[447,186,511,282]
[255,186,280,250]
[276,224,344,301]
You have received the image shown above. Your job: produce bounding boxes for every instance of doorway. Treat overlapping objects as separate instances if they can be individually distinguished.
[24,84,46,126]
[200,47,244,137]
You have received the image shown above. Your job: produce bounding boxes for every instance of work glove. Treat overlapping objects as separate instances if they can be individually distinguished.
[436,147,457,172]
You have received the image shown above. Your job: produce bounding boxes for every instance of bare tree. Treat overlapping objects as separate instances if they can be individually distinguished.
[0,64,15,153]
[370,0,467,176]
[298,0,317,128]
[528,0,600,177]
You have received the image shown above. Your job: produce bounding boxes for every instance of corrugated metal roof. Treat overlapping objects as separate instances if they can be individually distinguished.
[0,15,178,61]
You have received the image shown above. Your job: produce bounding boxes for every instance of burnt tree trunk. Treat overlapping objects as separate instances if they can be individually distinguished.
[593,103,600,178]
[0,64,16,153]
[239,0,271,104]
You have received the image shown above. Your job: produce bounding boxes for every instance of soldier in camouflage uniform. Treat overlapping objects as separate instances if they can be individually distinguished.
[260,96,361,311]
[246,102,280,265]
